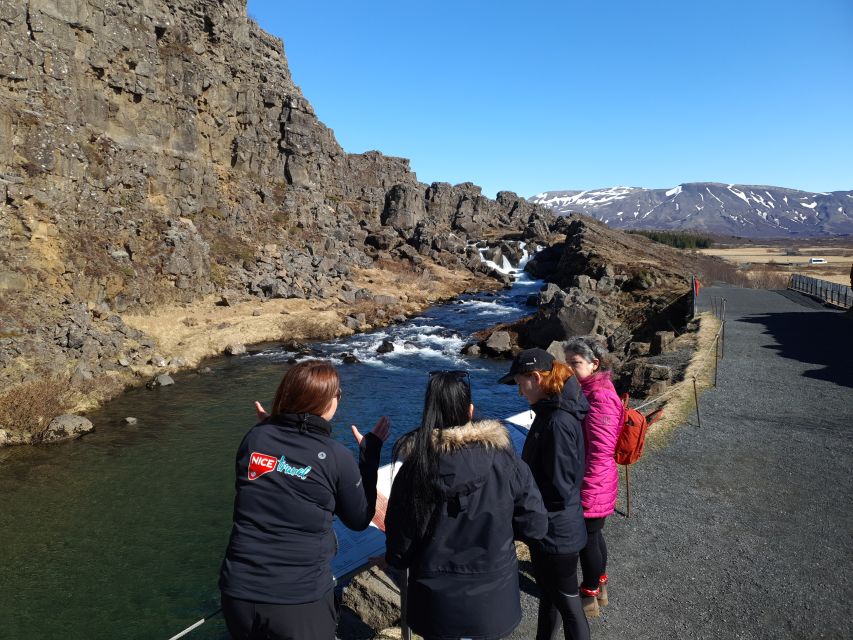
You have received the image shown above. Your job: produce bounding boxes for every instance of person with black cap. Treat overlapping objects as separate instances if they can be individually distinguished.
[499,348,591,640]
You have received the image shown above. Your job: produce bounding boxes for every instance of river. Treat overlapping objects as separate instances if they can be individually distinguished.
[0,261,541,640]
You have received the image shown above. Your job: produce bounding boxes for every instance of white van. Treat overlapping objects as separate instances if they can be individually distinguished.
[808,258,828,264]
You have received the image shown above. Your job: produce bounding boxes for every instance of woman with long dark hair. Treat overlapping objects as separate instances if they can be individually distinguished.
[499,348,591,640]
[565,336,623,617]
[384,370,547,640]
[219,359,390,640]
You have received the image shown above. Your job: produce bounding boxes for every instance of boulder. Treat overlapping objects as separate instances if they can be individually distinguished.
[647,364,673,381]
[546,340,567,363]
[628,342,651,356]
[154,374,175,387]
[373,295,399,307]
[341,352,360,364]
[651,331,675,355]
[376,340,395,354]
[485,331,513,354]
[224,343,247,356]
[42,415,94,443]
[463,343,481,357]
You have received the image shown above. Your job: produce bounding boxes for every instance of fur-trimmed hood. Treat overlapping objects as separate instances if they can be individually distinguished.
[396,419,511,458]
[433,419,511,454]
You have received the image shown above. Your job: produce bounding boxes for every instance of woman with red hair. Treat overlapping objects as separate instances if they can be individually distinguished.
[219,360,390,640]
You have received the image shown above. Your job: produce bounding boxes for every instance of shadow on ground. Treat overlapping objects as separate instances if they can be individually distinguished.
[741,310,853,388]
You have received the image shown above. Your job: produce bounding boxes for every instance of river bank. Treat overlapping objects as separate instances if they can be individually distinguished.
[0,269,538,640]
[0,259,502,447]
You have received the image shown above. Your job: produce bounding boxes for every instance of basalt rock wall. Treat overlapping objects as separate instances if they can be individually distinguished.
[0,0,553,397]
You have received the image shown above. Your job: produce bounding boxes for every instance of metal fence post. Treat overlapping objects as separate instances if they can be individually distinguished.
[692,376,701,428]
[714,333,720,387]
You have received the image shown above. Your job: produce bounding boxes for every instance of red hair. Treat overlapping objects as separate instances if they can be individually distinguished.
[521,360,574,396]
[271,360,340,417]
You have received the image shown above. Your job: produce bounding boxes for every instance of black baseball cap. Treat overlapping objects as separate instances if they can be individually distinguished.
[497,348,555,384]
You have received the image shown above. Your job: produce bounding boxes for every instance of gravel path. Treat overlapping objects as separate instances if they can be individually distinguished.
[509,286,853,639]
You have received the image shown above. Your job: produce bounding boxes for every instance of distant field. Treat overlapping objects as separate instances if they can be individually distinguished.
[698,246,853,287]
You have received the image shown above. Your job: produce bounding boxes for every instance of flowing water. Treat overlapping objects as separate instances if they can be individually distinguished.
[0,265,540,640]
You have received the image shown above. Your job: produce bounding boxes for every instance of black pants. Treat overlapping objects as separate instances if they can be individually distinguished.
[579,517,608,590]
[529,543,590,640]
[221,591,336,640]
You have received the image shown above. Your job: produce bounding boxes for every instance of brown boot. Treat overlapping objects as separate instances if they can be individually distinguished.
[580,585,600,617]
[597,574,609,606]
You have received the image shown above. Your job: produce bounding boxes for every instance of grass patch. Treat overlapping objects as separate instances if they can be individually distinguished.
[0,375,74,440]
[642,312,722,451]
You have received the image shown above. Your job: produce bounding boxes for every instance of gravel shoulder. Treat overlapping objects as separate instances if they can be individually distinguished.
[509,286,853,639]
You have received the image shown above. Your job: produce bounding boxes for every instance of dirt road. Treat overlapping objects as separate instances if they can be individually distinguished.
[510,286,853,639]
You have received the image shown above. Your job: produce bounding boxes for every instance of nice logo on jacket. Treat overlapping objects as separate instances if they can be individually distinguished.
[248,452,312,481]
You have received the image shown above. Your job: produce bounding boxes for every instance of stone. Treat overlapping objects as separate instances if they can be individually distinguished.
[118,357,130,367]
[154,374,175,387]
[648,381,668,397]
[42,415,94,443]
[463,343,481,356]
[373,295,399,307]
[124,417,138,425]
[629,342,651,356]
[651,331,675,355]
[341,352,360,364]
[546,340,567,363]
[376,340,395,354]
[252,310,262,316]
[342,567,401,631]
[344,316,362,330]
[647,364,672,381]
[485,331,513,354]
[224,343,247,356]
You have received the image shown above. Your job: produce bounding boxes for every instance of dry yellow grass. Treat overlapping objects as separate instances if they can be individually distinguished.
[642,312,722,451]
[698,247,852,288]
[122,258,497,375]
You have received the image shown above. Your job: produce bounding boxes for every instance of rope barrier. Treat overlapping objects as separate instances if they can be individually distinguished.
[633,313,724,413]
[167,608,222,640]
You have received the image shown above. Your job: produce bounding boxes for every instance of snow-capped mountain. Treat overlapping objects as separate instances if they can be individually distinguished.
[529,183,853,237]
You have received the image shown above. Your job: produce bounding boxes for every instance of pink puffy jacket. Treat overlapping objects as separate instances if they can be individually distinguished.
[578,371,623,518]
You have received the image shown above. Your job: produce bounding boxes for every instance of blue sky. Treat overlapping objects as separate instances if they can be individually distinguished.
[247,1,853,198]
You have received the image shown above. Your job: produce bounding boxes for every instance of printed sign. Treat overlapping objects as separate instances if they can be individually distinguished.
[248,452,277,481]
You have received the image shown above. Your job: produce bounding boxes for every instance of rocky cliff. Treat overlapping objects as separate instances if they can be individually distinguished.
[0,0,552,440]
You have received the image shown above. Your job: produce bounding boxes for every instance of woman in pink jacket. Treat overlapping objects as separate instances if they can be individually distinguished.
[565,336,623,618]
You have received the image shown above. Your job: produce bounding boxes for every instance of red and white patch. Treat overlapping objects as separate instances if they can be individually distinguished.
[248,452,277,481]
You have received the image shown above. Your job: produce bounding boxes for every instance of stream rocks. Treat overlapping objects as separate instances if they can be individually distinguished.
[0,0,556,444]
[42,415,95,443]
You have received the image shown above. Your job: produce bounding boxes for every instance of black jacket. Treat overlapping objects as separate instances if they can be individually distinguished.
[219,413,381,604]
[385,420,547,640]
[522,376,590,555]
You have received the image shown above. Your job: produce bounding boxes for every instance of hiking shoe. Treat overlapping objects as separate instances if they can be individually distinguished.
[580,586,601,617]
[598,574,609,606]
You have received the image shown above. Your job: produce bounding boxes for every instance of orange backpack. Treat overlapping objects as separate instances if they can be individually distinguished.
[614,393,664,466]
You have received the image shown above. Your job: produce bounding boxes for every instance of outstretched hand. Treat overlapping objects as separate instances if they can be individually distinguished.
[351,416,391,445]
[254,401,269,420]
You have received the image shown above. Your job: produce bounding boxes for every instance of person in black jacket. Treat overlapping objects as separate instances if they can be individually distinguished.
[499,348,591,640]
[385,370,548,640]
[219,359,390,640]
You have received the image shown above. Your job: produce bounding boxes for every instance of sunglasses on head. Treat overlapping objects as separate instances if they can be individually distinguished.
[429,370,470,384]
